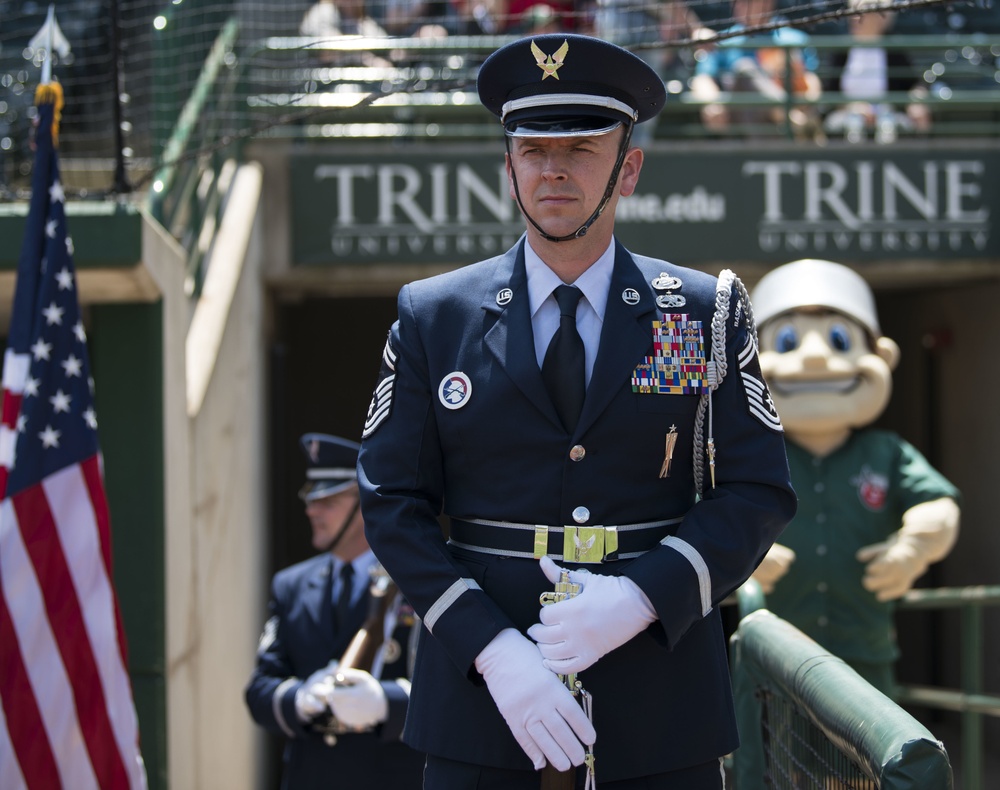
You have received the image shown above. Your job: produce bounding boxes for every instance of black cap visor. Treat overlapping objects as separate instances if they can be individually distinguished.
[506,116,623,138]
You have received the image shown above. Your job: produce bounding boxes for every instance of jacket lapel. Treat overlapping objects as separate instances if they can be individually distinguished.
[483,239,564,429]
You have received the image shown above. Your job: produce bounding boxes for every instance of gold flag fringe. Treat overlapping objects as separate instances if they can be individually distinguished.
[35,82,64,147]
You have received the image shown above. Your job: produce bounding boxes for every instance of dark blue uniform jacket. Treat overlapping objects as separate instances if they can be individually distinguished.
[358,237,796,781]
[244,554,424,790]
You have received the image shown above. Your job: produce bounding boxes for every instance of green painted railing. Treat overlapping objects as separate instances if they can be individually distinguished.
[240,33,1000,140]
[896,585,1000,790]
[736,582,1000,788]
[735,608,953,788]
[147,14,241,297]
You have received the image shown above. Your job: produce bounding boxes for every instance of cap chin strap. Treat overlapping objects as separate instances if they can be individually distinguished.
[319,494,362,555]
[506,122,634,243]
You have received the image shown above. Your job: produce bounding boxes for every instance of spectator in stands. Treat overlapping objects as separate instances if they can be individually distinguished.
[300,0,393,66]
[658,1,714,109]
[450,0,507,35]
[823,0,931,142]
[378,0,507,66]
[383,0,460,37]
[506,0,577,32]
[689,0,823,139]
[590,1,711,143]
[513,2,566,34]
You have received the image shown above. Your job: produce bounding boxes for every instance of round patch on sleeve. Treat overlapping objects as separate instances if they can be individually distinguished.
[438,371,472,409]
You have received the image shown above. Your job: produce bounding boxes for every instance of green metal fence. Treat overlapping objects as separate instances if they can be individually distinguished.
[895,586,1000,790]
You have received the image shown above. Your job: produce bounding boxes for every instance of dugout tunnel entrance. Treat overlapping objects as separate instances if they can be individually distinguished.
[257,139,1000,731]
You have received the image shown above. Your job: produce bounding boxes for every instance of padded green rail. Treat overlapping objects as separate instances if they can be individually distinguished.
[736,609,953,788]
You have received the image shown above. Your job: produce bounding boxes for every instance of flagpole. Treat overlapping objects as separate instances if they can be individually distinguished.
[33,5,64,152]
[40,5,55,86]
[0,12,148,787]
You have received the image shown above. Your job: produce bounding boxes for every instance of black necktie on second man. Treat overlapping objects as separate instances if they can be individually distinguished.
[542,285,586,432]
[335,562,355,634]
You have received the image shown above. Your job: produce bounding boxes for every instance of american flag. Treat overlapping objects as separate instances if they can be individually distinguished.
[0,84,147,789]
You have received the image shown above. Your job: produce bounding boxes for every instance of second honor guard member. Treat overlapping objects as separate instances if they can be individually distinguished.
[358,35,797,789]
[245,434,424,790]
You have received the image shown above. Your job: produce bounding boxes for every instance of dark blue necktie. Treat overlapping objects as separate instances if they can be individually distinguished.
[335,562,355,633]
[542,285,585,432]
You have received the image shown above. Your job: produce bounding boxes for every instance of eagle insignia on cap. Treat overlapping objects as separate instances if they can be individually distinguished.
[531,39,569,80]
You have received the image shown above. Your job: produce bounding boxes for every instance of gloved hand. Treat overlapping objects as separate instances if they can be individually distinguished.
[474,628,596,771]
[751,543,797,594]
[294,661,339,722]
[527,556,656,676]
[325,668,389,730]
[857,498,960,602]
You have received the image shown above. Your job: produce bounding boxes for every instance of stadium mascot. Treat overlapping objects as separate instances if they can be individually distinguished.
[733,258,960,789]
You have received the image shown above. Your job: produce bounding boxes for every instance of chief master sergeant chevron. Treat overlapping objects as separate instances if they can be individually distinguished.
[357,33,797,789]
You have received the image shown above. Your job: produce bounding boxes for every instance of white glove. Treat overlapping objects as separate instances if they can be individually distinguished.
[294,661,339,722]
[474,628,596,772]
[751,543,797,594]
[857,498,960,602]
[527,556,656,676]
[325,668,389,730]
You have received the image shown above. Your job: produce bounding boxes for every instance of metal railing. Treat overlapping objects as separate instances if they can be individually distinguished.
[146,15,241,297]
[895,585,1000,790]
[735,581,1000,788]
[239,33,1000,141]
[672,34,1000,140]
[733,607,953,788]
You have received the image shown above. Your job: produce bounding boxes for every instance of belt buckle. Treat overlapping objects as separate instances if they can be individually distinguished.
[563,526,619,564]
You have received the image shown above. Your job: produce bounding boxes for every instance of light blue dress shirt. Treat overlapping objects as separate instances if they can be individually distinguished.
[524,238,615,388]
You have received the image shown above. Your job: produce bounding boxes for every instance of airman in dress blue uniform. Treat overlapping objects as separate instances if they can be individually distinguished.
[245,434,424,790]
[358,34,797,790]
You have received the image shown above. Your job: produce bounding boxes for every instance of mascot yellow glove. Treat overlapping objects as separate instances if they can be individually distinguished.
[750,543,797,594]
[856,497,959,601]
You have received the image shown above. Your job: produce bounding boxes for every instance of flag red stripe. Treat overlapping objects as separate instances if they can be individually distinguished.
[0,582,61,789]
[0,388,22,499]
[13,485,130,790]
[82,456,114,585]
[81,455,131,675]
[1,389,23,428]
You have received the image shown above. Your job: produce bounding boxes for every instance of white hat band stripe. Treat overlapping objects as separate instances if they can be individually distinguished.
[501,93,638,123]
[307,469,358,480]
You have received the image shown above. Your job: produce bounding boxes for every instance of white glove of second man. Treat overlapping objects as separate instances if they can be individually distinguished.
[294,661,339,722]
[325,668,389,730]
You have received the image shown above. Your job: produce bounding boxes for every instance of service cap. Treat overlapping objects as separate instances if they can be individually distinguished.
[298,433,360,502]
[751,259,882,337]
[477,34,666,137]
